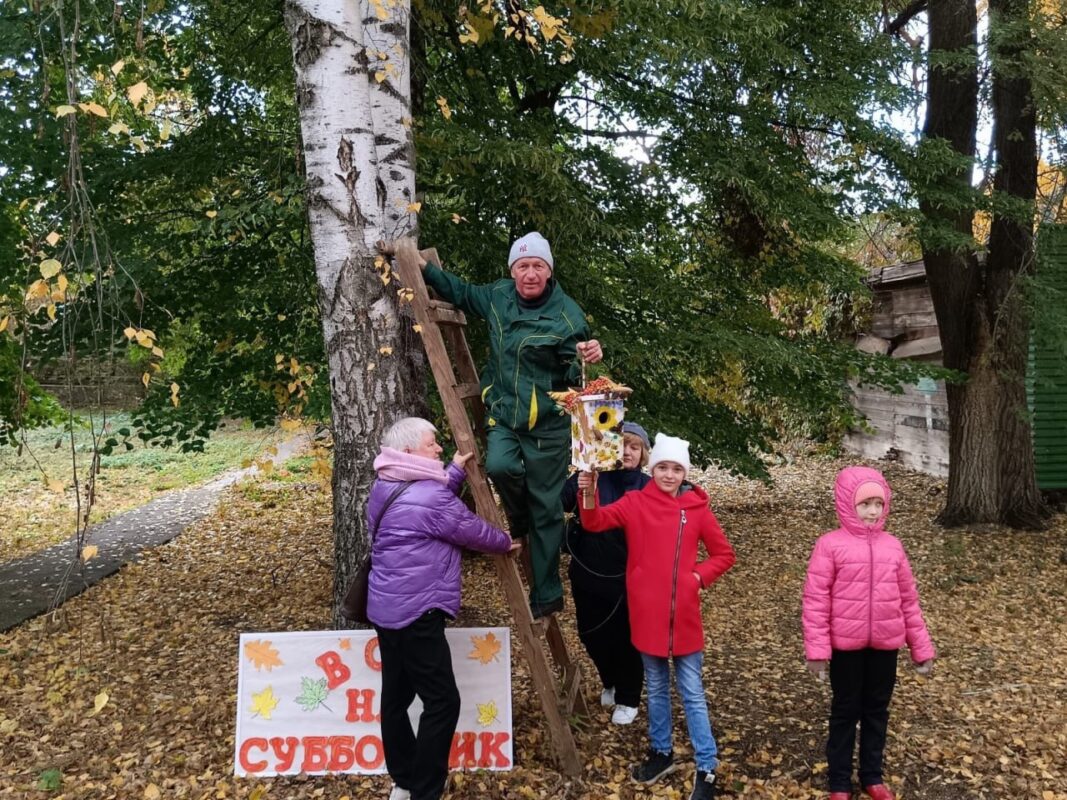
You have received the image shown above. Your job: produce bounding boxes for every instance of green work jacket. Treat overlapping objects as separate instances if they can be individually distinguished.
[423,262,590,432]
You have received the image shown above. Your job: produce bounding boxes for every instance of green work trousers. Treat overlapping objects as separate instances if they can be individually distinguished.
[485,421,570,607]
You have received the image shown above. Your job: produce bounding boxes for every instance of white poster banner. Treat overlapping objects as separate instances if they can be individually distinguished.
[234,628,512,777]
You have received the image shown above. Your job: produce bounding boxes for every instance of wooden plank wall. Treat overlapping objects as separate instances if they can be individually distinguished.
[844,381,950,477]
[845,268,949,478]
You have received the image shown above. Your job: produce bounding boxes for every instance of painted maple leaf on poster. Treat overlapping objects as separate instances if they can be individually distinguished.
[244,640,283,671]
[295,677,330,712]
[250,686,279,720]
[476,700,499,727]
[468,632,501,664]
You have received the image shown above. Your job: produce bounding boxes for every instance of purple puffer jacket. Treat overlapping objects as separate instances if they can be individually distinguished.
[367,463,511,629]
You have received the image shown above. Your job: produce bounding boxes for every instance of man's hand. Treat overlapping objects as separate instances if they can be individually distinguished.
[576,339,603,364]
[577,469,597,490]
[508,539,523,554]
[806,660,829,682]
[452,451,474,468]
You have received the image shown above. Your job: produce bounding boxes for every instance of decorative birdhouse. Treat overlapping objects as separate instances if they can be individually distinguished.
[549,377,633,473]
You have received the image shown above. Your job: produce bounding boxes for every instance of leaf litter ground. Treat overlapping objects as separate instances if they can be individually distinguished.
[1,451,1065,799]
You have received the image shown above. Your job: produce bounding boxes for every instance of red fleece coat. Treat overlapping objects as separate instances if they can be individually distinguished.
[579,481,736,657]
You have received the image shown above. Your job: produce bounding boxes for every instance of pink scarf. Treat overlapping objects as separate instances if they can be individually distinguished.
[373,447,450,484]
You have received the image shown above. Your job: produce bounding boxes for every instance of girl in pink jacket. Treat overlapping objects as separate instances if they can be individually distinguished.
[802,466,935,800]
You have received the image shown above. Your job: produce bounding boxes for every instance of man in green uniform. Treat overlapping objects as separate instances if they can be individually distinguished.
[413,232,602,618]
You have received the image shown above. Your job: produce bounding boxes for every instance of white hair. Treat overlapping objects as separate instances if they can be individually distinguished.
[381,417,437,452]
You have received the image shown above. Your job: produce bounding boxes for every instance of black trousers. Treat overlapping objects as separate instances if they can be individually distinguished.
[572,585,644,708]
[827,648,898,792]
[375,610,461,800]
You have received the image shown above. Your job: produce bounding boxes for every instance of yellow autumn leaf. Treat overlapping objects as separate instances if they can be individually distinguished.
[135,331,152,347]
[107,122,129,136]
[82,545,99,562]
[45,231,61,247]
[142,372,150,388]
[279,417,301,432]
[451,213,467,224]
[206,209,218,219]
[144,785,161,800]
[127,81,149,106]
[152,346,164,358]
[407,202,422,213]
[123,326,137,340]
[55,104,77,118]
[412,324,423,333]
[78,102,108,118]
[25,279,50,301]
[110,60,125,75]
[379,346,394,356]
[57,274,69,294]
[160,119,172,141]
[375,71,388,83]
[39,259,63,279]
[46,303,56,321]
[90,690,109,716]
[0,316,9,333]
[476,699,499,727]
[45,478,65,493]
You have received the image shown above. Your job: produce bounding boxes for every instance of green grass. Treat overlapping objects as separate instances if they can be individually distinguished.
[0,413,285,561]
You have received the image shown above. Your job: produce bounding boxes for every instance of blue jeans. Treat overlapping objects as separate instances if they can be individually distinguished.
[641,651,719,772]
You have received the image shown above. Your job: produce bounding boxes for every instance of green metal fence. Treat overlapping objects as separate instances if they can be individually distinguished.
[1028,224,1067,490]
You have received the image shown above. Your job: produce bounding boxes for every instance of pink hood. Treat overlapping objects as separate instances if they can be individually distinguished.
[802,467,935,663]
[834,466,892,537]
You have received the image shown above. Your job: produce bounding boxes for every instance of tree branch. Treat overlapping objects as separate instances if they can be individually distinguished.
[887,0,928,36]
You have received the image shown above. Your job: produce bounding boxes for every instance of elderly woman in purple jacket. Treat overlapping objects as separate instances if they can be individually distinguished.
[368,417,518,800]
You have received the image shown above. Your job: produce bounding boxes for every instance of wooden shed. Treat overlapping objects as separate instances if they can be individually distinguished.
[846,226,1067,487]
[844,260,950,477]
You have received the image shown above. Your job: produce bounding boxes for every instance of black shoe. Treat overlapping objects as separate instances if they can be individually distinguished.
[631,749,676,784]
[531,596,564,619]
[689,770,717,800]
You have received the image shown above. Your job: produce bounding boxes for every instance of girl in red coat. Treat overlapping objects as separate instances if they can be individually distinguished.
[579,433,735,800]
[802,466,935,800]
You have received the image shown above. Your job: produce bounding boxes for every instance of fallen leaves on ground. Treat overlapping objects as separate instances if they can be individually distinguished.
[0,451,1065,799]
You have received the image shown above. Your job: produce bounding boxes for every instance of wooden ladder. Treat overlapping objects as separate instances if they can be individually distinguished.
[391,242,586,777]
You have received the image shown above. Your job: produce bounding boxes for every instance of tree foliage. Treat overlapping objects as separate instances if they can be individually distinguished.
[4,0,1045,480]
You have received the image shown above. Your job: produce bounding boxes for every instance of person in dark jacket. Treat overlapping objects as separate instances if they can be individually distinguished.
[367,417,519,800]
[400,234,602,619]
[561,421,651,725]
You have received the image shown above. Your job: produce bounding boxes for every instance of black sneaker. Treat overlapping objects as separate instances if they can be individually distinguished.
[631,749,676,784]
[689,769,717,800]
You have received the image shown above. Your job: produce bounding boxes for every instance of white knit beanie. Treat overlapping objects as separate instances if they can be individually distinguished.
[508,231,553,270]
[648,433,691,473]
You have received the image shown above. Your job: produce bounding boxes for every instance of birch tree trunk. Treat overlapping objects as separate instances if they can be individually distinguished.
[284,0,423,625]
[363,0,428,415]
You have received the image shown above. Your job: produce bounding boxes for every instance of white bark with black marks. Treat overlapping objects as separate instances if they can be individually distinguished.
[284,0,422,625]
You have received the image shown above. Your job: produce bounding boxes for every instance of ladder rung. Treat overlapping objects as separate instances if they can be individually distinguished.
[454,382,482,400]
[428,301,467,326]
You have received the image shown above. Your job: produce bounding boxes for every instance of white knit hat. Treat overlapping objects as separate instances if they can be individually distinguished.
[508,231,553,269]
[648,433,690,473]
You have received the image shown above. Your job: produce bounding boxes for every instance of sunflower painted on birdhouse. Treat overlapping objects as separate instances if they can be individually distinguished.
[549,377,633,472]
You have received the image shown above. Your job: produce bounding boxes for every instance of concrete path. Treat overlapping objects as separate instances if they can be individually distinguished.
[0,438,303,632]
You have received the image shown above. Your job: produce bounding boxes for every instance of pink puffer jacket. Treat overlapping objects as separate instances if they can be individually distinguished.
[802,466,935,663]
